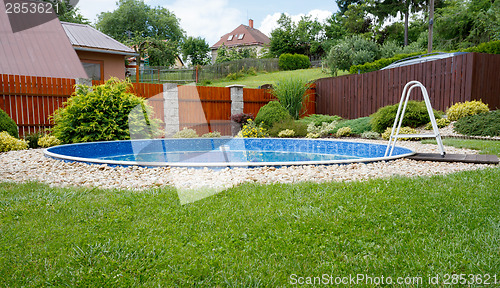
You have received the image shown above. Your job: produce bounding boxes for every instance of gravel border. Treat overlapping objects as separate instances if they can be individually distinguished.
[0,139,495,195]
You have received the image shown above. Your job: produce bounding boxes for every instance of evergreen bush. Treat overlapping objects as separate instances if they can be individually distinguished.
[269,119,308,138]
[0,131,28,152]
[255,101,292,129]
[278,54,310,71]
[297,114,342,126]
[453,110,500,137]
[446,100,489,121]
[0,108,18,138]
[371,101,442,133]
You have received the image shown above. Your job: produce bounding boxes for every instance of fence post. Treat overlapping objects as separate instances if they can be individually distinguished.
[227,84,245,136]
[163,83,180,137]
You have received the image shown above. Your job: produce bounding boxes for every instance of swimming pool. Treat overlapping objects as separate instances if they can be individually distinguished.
[44,138,414,168]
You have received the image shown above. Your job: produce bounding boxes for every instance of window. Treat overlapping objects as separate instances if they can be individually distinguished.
[81,59,103,80]
[227,35,234,41]
[238,34,244,40]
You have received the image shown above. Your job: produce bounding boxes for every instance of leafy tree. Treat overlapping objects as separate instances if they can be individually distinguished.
[214,45,256,63]
[326,35,380,75]
[336,0,364,14]
[130,37,179,67]
[42,0,90,24]
[342,3,373,35]
[96,0,184,43]
[269,14,325,58]
[181,37,210,66]
[370,0,427,46]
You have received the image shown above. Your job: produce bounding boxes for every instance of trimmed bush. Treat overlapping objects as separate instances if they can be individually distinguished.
[269,119,308,138]
[381,127,420,141]
[0,131,28,152]
[255,101,292,129]
[453,110,500,137]
[446,100,489,121]
[297,114,342,126]
[349,51,425,74]
[173,128,199,138]
[424,118,451,130]
[361,131,380,139]
[462,40,500,54]
[336,127,352,137]
[331,117,372,135]
[52,79,162,144]
[38,135,62,148]
[0,108,18,138]
[201,131,222,138]
[278,129,295,138]
[273,77,311,120]
[371,101,442,133]
[278,53,310,71]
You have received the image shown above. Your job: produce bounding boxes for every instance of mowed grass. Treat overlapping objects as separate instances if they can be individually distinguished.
[204,68,345,88]
[1,139,499,286]
[422,138,500,156]
[1,168,499,286]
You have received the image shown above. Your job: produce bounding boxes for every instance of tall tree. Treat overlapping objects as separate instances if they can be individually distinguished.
[371,0,427,46]
[42,0,90,24]
[96,0,184,43]
[181,37,210,66]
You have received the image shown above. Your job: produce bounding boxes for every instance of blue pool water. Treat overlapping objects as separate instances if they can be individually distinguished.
[44,138,414,168]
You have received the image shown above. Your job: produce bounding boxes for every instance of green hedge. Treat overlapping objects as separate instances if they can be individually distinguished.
[278,54,310,71]
[461,40,500,55]
[0,108,18,138]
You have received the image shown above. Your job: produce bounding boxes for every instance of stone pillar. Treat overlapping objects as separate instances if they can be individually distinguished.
[163,83,179,137]
[227,84,245,136]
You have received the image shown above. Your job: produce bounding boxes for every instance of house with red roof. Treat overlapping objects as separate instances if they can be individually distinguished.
[210,19,270,63]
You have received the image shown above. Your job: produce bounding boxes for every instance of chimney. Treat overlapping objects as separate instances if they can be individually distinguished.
[249,19,254,28]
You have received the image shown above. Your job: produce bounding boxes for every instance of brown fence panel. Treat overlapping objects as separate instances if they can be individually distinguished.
[243,88,275,117]
[0,74,75,137]
[315,53,498,119]
[178,85,232,135]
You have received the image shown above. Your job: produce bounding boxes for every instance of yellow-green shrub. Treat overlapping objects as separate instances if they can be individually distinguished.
[0,131,28,152]
[278,129,295,138]
[173,128,199,138]
[446,100,489,121]
[38,135,62,148]
[424,118,451,130]
[201,131,222,138]
[336,126,352,137]
[381,127,419,141]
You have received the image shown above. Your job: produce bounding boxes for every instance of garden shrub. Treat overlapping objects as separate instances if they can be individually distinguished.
[231,113,254,128]
[371,101,442,133]
[52,78,162,144]
[269,119,308,138]
[331,117,372,135]
[306,121,338,138]
[446,100,489,121]
[273,77,311,120]
[278,53,310,71]
[424,118,451,130]
[173,128,199,138]
[201,131,222,138]
[453,110,500,137]
[38,135,61,148]
[462,40,500,54]
[297,114,342,126]
[255,101,292,129]
[381,127,420,141]
[361,131,380,139]
[327,35,380,75]
[335,127,352,137]
[24,132,43,149]
[278,129,295,138]
[349,51,425,74]
[0,131,28,152]
[237,119,268,138]
[0,108,18,138]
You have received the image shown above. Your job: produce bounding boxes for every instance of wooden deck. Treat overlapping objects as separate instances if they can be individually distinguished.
[407,153,499,164]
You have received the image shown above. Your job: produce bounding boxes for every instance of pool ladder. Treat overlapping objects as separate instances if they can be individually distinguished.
[385,81,446,157]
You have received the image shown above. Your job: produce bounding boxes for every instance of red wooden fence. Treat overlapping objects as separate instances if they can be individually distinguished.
[315,52,500,119]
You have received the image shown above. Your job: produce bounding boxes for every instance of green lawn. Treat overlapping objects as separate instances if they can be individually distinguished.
[422,138,500,156]
[203,68,345,88]
[1,140,499,287]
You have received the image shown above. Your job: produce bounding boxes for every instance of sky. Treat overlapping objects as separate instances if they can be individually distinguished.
[76,0,339,46]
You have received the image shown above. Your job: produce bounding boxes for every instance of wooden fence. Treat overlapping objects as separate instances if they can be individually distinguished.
[315,52,500,119]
